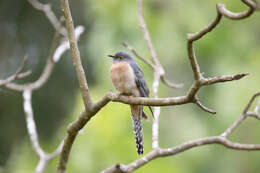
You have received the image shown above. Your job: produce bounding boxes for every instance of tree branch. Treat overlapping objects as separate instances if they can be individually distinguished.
[101,0,259,172]
[61,0,92,109]
[122,41,156,70]
[4,23,84,92]
[122,41,183,89]
[57,0,96,172]
[27,0,67,36]
[55,0,258,172]
[0,56,31,86]
[4,20,63,91]
[102,92,260,173]
[193,96,216,114]
[221,92,260,137]
[1,13,79,173]
[23,89,64,173]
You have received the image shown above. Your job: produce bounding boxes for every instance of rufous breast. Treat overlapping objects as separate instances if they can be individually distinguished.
[110,62,138,95]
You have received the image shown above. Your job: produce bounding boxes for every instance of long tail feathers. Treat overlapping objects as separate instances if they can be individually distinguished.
[130,105,144,155]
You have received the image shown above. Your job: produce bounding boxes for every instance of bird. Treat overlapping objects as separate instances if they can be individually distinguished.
[108,51,153,155]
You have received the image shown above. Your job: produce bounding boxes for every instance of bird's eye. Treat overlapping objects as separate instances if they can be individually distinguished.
[118,56,123,59]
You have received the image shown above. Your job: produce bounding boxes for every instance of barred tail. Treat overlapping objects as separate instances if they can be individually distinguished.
[130,105,144,155]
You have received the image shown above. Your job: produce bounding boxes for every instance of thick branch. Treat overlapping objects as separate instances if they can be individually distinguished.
[57,1,96,172]
[61,0,92,109]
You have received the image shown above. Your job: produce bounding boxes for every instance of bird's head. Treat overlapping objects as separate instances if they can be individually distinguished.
[108,52,135,63]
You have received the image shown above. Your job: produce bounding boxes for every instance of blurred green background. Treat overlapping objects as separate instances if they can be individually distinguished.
[0,0,260,172]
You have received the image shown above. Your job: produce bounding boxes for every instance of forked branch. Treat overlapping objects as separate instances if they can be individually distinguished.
[57,0,259,172]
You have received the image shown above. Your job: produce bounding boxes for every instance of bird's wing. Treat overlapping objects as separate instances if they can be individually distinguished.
[130,63,154,117]
[130,63,150,97]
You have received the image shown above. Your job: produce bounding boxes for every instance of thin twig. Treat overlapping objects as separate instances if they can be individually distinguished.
[4,19,82,92]
[122,41,156,70]
[221,92,260,137]
[137,0,160,66]
[53,26,85,62]
[202,73,249,85]
[0,56,31,86]
[160,75,183,89]
[27,0,67,36]
[9,17,68,173]
[122,41,183,89]
[102,92,260,173]
[194,96,216,114]
[101,0,259,172]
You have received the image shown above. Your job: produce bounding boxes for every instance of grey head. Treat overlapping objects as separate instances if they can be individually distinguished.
[108,52,136,63]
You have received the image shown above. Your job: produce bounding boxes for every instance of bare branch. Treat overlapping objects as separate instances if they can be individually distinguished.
[151,72,160,149]
[137,0,160,66]
[103,92,260,173]
[217,3,254,20]
[193,96,216,114]
[107,92,188,106]
[186,11,222,80]
[3,19,81,92]
[23,90,46,158]
[160,75,183,89]
[221,92,260,137]
[152,106,160,149]
[3,17,70,173]
[122,41,183,89]
[254,99,260,113]
[4,22,62,91]
[243,92,260,114]
[35,159,48,173]
[247,112,260,120]
[101,0,259,172]
[23,89,64,173]
[0,56,31,87]
[103,135,260,173]
[57,0,95,171]
[27,0,67,36]
[53,26,85,62]
[202,73,249,86]
[61,0,92,109]
[1,1,85,173]
[122,41,156,70]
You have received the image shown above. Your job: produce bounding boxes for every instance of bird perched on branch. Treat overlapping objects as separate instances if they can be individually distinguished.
[109,52,153,155]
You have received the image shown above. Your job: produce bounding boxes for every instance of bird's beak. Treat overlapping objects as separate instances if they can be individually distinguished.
[108,55,115,58]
